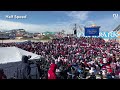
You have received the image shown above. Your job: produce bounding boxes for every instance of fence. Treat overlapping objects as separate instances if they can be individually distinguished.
[0,62,40,79]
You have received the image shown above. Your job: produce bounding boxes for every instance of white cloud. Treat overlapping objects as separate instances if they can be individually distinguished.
[0,20,48,33]
[66,11,120,32]
[70,15,120,33]
[0,20,73,33]
[0,11,119,34]
[94,17,120,32]
[67,11,90,21]
[65,11,92,33]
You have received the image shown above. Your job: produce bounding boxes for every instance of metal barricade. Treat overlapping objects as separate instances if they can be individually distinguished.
[1,63,39,79]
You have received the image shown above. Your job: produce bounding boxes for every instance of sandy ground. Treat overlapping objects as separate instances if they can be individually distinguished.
[0,39,51,43]
[0,39,119,43]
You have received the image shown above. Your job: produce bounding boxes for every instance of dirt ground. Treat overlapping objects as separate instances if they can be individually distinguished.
[0,39,119,43]
[0,39,51,43]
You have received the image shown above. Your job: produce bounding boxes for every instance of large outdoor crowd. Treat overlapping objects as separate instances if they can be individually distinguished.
[0,36,120,79]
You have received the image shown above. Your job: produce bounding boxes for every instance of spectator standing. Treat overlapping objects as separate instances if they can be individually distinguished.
[0,68,7,79]
[21,55,31,79]
[48,60,57,79]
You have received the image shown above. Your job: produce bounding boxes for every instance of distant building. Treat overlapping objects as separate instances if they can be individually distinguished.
[16,36,23,40]
[33,36,39,39]
[0,32,10,39]
[15,33,23,39]
[23,33,33,39]
[43,31,56,35]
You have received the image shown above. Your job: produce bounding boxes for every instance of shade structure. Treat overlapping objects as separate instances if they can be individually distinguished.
[0,47,41,64]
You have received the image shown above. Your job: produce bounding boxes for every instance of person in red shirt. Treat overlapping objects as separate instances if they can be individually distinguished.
[48,60,57,79]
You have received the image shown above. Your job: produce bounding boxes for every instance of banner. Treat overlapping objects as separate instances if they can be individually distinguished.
[84,26,100,36]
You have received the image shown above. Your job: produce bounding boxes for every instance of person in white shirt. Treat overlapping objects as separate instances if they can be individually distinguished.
[103,58,107,64]
[89,67,95,74]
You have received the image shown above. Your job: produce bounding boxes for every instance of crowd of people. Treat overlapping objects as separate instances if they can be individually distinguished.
[0,36,120,79]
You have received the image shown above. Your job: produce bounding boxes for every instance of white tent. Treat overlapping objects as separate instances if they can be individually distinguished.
[0,47,41,64]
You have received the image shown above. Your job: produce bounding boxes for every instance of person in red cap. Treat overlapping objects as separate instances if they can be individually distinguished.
[48,60,57,79]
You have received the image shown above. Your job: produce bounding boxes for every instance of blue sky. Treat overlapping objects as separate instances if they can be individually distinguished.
[0,11,120,33]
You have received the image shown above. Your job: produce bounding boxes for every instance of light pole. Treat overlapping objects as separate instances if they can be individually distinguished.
[0,26,4,45]
[2,33,3,44]
[1,32,4,45]
[73,24,77,37]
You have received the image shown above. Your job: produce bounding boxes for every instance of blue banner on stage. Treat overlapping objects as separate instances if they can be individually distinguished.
[84,26,100,36]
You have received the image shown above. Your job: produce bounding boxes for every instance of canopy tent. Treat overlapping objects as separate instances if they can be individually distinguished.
[0,47,41,64]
